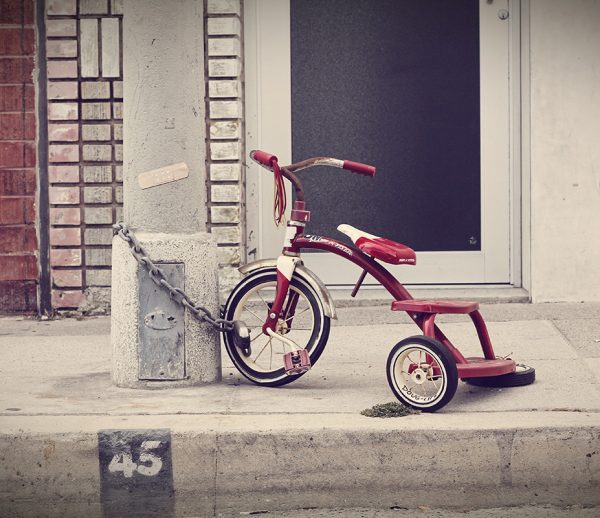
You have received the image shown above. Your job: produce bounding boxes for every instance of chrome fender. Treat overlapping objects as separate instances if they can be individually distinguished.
[238,259,337,320]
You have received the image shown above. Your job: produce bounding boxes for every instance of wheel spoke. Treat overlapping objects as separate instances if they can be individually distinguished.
[256,290,272,310]
[245,307,266,324]
[253,338,271,362]
[250,331,266,343]
[283,306,310,323]
[408,351,420,366]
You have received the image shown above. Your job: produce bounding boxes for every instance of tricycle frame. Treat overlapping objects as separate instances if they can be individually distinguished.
[250,146,518,381]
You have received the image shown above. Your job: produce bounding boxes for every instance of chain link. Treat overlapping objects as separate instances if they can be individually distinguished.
[113,222,234,332]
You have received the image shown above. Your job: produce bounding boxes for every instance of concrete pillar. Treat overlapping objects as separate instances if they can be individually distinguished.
[111,0,220,388]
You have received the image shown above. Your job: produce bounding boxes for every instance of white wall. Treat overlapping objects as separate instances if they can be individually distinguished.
[529,0,600,301]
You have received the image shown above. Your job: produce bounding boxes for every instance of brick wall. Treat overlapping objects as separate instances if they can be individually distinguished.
[0,0,38,313]
[45,0,123,312]
[205,0,245,300]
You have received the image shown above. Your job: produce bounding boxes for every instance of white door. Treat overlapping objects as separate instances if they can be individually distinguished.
[245,0,516,286]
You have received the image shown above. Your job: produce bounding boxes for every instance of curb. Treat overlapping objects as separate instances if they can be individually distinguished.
[1,412,599,517]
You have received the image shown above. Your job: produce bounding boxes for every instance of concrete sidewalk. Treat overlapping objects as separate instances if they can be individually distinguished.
[1,303,599,517]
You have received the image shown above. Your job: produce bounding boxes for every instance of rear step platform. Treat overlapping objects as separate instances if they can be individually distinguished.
[391,299,479,314]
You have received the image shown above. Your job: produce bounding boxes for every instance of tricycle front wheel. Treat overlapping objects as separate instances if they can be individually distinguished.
[223,269,330,387]
[386,336,458,412]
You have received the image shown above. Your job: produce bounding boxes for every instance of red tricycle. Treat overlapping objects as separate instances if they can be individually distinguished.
[223,151,535,412]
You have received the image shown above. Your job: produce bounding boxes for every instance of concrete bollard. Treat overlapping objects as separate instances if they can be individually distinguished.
[111,0,220,388]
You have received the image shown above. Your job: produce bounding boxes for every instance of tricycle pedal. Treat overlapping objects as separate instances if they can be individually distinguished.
[283,349,311,375]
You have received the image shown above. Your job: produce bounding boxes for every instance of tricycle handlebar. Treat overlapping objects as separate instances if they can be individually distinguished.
[250,150,375,177]
[249,150,376,205]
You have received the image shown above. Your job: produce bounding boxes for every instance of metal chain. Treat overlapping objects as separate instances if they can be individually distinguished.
[112,222,234,332]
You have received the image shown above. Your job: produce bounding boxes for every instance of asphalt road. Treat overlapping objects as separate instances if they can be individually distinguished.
[230,505,599,518]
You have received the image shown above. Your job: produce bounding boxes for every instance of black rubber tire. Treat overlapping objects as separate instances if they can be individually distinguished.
[464,364,536,388]
[386,335,458,413]
[223,268,330,387]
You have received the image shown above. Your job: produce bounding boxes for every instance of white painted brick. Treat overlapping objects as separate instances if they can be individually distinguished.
[212,184,241,203]
[209,80,241,98]
[85,248,112,266]
[218,246,241,265]
[210,120,241,140]
[82,124,111,141]
[111,0,123,15]
[113,124,123,141]
[207,17,241,36]
[213,226,241,244]
[210,163,241,181]
[81,81,110,99]
[210,141,241,161]
[84,227,113,245]
[208,58,241,77]
[101,18,120,78]
[113,102,123,119]
[210,100,242,119]
[80,0,108,14]
[83,165,112,182]
[113,80,123,98]
[211,206,240,223]
[207,0,240,15]
[87,269,111,286]
[83,144,112,162]
[208,37,241,56]
[80,19,99,78]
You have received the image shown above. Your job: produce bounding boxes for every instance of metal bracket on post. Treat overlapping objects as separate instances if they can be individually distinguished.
[138,262,186,380]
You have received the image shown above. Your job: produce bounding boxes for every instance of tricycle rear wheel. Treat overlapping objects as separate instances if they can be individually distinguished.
[386,336,458,413]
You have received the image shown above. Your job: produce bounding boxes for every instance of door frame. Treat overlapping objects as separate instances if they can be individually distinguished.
[244,0,523,287]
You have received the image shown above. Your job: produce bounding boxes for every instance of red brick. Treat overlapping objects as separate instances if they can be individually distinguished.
[0,254,37,281]
[50,248,81,267]
[0,57,34,83]
[0,0,34,25]
[0,169,36,195]
[48,123,78,142]
[52,269,82,287]
[0,112,35,140]
[48,165,79,183]
[0,142,36,167]
[0,280,37,312]
[0,85,34,111]
[46,40,77,59]
[48,102,78,120]
[0,28,35,56]
[50,207,80,225]
[47,0,76,16]
[50,227,80,246]
[49,186,79,204]
[0,196,35,224]
[51,289,84,309]
[49,144,79,163]
[0,225,37,253]
[47,81,78,100]
[47,60,78,79]
[46,19,77,37]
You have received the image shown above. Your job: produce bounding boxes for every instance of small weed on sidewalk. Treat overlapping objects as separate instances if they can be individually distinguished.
[361,402,419,418]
